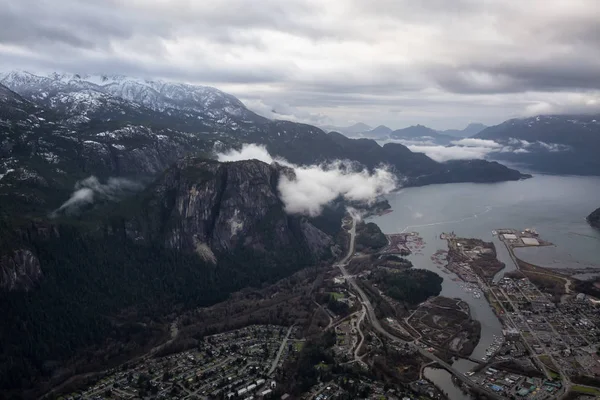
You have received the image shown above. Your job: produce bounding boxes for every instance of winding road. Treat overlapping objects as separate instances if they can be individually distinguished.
[353,305,367,361]
[336,216,505,400]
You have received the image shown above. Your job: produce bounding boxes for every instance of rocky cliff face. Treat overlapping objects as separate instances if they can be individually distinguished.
[0,220,60,292]
[126,158,333,263]
[0,249,42,292]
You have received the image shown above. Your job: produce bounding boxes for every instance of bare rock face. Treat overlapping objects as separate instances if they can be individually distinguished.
[300,220,335,256]
[132,158,331,262]
[0,249,42,291]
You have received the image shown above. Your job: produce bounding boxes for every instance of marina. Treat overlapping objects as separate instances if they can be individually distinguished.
[367,174,600,398]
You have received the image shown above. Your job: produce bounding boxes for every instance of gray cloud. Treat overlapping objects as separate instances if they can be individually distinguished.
[52,176,143,216]
[217,144,398,216]
[391,137,570,162]
[1,0,599,128]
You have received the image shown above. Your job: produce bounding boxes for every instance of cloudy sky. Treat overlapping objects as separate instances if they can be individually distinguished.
[2,0,600,129]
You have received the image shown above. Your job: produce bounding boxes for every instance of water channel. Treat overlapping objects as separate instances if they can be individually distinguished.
[366,174,600,399]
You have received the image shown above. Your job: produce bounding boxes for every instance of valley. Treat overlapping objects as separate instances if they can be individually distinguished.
[3,2,600,400]
[59,190,600,400]
[0,71,599,400]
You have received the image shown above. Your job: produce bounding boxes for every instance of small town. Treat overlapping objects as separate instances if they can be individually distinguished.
[77,325,298,400]
[62,223,600,400]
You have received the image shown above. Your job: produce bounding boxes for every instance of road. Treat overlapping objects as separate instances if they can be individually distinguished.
[336,216,506,400]
[313,300,334,330]
[498,239,572,397]
[336,218,497,395]
[353,305,367,361]
[268,325,294,376]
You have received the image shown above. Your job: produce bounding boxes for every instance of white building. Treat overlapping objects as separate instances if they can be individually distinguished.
[522,237,540,246]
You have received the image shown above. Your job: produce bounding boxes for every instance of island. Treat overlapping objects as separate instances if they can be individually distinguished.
[588,207,600,229]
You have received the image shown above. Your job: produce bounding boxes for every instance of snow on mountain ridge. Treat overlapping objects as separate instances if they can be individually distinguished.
[0,70,261,122]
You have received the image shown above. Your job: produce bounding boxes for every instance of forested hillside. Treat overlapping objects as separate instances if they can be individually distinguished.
[0,158,331,395]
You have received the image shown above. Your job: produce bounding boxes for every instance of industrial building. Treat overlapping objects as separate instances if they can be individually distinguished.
[521,237,540,246]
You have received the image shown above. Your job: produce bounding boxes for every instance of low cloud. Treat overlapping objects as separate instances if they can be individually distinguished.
[405,144,495,162]
[217,144,397,216]
[506,137,568,152]
[52,176,143,216]
[403,136,567,162]
[451,138,503,148]
[279,162,396,216]
[378,138,437,147]
[508,138,533,147]
[523,92,600,116]
[244,99,332,125]
[217,144,274,164]
[536,141,568,152]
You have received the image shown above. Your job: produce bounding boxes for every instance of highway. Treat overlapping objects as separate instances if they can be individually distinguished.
[268,325,294,377]
[336,216,506,400]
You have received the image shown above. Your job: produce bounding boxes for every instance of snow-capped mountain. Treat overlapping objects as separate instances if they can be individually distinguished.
[0,71,266,127]
[476,114,600,145]
[0,82,225,214]
[0,71,528,218]
[476,114,600,175]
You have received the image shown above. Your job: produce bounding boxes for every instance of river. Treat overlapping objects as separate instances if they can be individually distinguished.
[367,174,600,399]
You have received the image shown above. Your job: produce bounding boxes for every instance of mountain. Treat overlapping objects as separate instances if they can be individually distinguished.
[475,114,600,175]
[390,124,453,145]
[0,82,220,216]
[362,125,393,138]
[321,122,372,135]
[0,71,529,219]
[331,124,392,139]
[440,123,487,138]
[120,158,333,259]
[0,71,531,396]
[588,207,600,229]
[0,158,335,395]
[253,128,527,186]
[0,71,266,126]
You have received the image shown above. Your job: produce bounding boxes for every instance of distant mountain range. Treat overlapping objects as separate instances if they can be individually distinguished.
[440,123,488,138]
[0,71,530,395]
[323,121,488,142]
[324,113,600,176]
[476,114,600,175]
[390,124,453,145]
[321,122,372,135]
[0,70,527,218]
[366,125,393,137]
